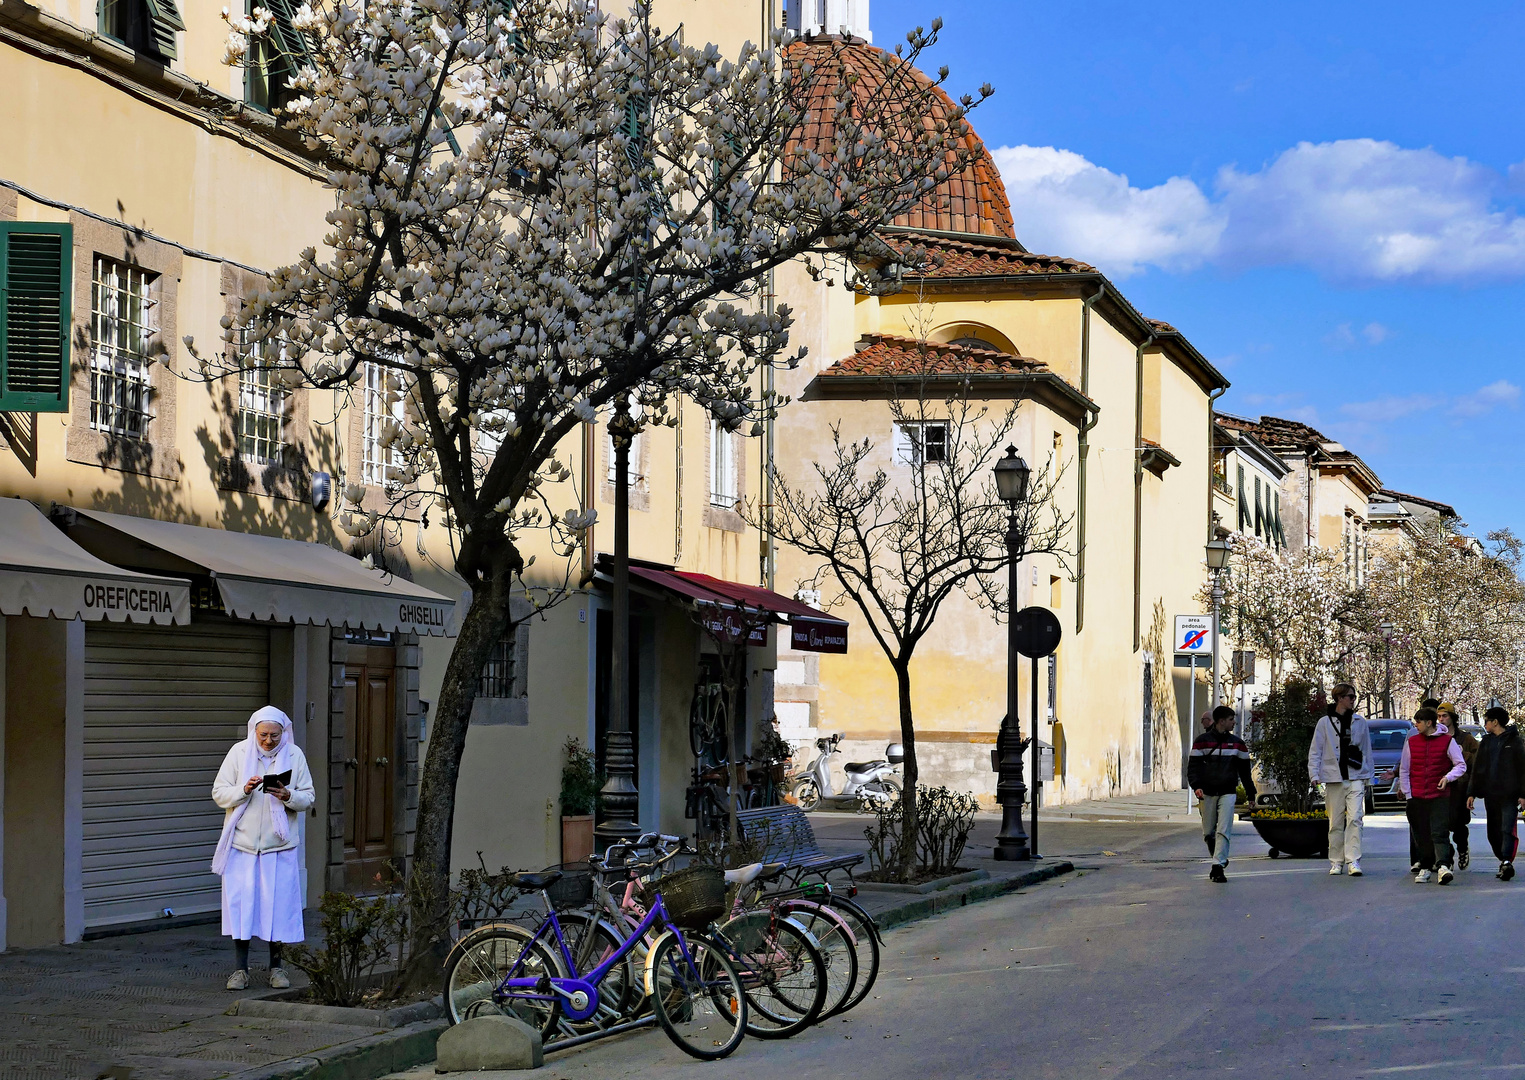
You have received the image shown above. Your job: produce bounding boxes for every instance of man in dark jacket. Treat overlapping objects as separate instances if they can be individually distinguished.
[1189,705,1257,884]
[1468,707,1525,881]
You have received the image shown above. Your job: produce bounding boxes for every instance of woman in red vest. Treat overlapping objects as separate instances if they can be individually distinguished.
[1400,706,1468,884]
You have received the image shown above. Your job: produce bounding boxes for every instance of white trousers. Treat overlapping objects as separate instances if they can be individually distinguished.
[1200,793,1236,867]
[221,847,305,942]
[1325,780,1366,865]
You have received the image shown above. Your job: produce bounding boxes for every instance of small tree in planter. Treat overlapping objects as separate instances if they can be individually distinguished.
[560,737,601,863]
[1246,679,1330,857]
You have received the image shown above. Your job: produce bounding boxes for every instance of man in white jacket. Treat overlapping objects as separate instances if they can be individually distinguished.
[212,706,316,989]
[1308,683,1375,877]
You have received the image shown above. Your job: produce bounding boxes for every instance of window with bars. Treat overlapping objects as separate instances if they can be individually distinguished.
[478,624,529,700]
[710,418,738,509]
[90,255,157,440]
[361,360,399,486]
[238,361,288,465]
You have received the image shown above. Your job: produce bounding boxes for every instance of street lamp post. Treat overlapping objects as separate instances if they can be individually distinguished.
[1381,621,1394,719]
[1205,536,1232,712]
[993,446,1032,862]
[595,395,643,844]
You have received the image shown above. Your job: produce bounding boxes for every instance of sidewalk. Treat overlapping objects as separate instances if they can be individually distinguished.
[1036,789,1201,823]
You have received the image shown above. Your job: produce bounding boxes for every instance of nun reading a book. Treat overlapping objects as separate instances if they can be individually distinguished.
[211,706,315,990]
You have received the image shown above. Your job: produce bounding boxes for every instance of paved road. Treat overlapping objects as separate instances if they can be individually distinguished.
[397,808,1525,1080]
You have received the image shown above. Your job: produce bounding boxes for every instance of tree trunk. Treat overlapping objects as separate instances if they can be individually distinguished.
[395,578,509,990]
[894,659,918,882]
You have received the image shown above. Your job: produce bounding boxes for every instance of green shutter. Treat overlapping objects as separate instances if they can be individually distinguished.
[142,0,184,60]
[0,222,72,414]
[263,0,312,64]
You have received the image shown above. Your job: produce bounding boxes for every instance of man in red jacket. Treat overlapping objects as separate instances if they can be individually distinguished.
[1400,707,1468,884]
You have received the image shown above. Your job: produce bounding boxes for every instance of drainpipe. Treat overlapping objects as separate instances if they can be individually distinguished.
[1073,284,1105,634]
[1207,386,1227,543]
[1132,331,1157,650]
[763,267,777,590]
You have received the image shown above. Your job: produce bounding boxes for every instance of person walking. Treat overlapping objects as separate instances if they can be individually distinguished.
[1308,683,1374,877]
[1438,703,1479,869]
[1400,706,1467,884]
[212,706,316,989]
[1468,706,1525,881]
[1189,705,1257,884]
[1409,698,1442,872]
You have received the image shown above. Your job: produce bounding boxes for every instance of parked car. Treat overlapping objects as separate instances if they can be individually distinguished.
[1370,718,1417,809]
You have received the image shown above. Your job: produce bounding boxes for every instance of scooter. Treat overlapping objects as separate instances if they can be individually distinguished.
[789,732,903,812]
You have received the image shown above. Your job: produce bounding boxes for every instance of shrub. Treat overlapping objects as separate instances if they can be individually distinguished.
[1248,679,1326,815]
[286,890,404,1007]
[560,736,601,816]
[865,786,979,881]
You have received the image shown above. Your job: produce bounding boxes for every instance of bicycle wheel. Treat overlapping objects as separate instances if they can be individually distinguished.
[826,895,880,1014]
[556,913,636,1027]
[649,932,748,1060]
[716,911,827,1038]
[775,899,858,1019]
[442,923,563,1036]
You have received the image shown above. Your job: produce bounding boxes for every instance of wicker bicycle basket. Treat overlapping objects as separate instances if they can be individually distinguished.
[638,864,726,929]
[541,862,594,908]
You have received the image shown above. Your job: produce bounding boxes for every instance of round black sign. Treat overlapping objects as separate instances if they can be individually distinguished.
[1013,605,1062,659]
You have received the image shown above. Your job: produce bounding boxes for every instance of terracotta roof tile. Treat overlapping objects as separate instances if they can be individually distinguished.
[1146,318,1179,334]
[817,333,1051,378]
[784,37,1016,238]
[888,231,1097,278]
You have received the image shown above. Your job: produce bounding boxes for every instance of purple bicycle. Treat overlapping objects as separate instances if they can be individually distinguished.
[442,856,749,1060]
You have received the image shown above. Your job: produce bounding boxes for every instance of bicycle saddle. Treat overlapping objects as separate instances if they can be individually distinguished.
[844,760,886,772]
[510,870,564,890]
[723,862,791,887]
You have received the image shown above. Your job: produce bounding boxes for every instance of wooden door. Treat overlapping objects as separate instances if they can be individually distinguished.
[342,642,397,890]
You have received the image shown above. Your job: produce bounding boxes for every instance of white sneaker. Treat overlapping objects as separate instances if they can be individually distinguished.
[1415,869,1432,883]
[1348,861,1363,877]
[1329,863,1344,875]
[269,967,291,990]
[1438,866,1454,885]
[226,969,249,991]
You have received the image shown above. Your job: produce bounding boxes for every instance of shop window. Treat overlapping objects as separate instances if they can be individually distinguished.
[894,420,948,467]
[0,223,71,413]
[90,255,158,440]
[710,418,738,509]
[100,0,183,60]
[246,0,310,113]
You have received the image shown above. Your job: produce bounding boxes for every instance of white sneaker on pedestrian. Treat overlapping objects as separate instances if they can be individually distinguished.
[269,968,291,990]
[1410,862,1421,874]
[1329,863,1343,875]
[1348,861,1363,877]
[226,969,249,991]
[1438,866,1454,885]
[1415,869,1432,883]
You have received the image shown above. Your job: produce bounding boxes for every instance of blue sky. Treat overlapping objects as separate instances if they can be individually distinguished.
[871,0,1525,537]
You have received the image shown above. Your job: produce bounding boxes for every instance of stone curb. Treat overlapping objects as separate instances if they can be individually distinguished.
[869,860,1075,931]
[223,1018,446,1080]
[854,868,990,894]
[230,997,443,1029]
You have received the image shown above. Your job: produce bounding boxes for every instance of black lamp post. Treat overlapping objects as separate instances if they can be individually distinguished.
[993,446,1032,861]
[1205,536,1232,711]
[596,395,643,844]
[1380,621,1394,719]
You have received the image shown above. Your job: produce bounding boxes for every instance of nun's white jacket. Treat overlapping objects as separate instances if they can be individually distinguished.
[211,742,316,854]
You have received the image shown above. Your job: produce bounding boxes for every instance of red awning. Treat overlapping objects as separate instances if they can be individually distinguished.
[624,566,848,653]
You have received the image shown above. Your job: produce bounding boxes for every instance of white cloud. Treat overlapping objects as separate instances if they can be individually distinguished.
[992,139,1525,284]
[1339,393,1432,424]
[1449,379,1521,418]
[1324,321,1394,349]
[1362,322,1391,345]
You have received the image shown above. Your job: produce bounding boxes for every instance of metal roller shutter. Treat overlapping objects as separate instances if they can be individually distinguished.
[83,622,271,928]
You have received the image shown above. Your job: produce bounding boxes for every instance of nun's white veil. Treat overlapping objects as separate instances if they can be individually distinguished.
[211,706,293,875]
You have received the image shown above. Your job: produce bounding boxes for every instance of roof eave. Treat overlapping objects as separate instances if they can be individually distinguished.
[802,371,1096,425]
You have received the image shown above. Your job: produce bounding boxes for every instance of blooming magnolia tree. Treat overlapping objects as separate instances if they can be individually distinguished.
[206,0,994,978]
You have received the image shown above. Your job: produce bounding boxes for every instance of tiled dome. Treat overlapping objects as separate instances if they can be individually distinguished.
[784,35,1015,239]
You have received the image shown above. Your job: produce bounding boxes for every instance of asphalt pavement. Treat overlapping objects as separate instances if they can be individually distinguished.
[389,807,1525,1080]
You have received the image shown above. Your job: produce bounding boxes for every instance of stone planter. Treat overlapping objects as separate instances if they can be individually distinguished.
[561,814,595,864]
[1250,817,1328,859]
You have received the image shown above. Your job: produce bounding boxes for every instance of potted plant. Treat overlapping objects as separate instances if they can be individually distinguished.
[560,736,600,864]
[1246,679,1330,859]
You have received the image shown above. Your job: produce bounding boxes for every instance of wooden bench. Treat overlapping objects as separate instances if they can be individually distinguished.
[736,805,863,884]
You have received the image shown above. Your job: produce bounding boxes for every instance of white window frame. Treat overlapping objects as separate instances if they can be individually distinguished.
[607,401,644,485]
[362,359,401,486]
[709,417,738,509]
[89,255,157,439]
[237,349,288,466]
[893,420,949,467]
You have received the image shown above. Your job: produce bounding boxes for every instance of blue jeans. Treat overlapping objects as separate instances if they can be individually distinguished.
[1200,793,1236,867]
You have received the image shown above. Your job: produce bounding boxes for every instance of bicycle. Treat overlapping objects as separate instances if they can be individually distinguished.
[442,856,749,1059]
[737,874,880,1016]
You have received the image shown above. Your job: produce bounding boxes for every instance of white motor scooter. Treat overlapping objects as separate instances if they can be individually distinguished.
[789,732,903,812]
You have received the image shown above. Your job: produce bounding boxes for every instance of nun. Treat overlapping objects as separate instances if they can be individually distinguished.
[211,705,315,990]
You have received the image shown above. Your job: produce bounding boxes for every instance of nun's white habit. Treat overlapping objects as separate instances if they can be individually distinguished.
[211,706,315,942]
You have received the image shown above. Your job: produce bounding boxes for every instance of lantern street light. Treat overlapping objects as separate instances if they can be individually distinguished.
[993,446,1032,861]
[1380,621,1395,719]
[1205,535,1232,711]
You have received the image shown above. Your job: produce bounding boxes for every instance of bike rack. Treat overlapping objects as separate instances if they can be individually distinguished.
[544,1014,657,1053]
